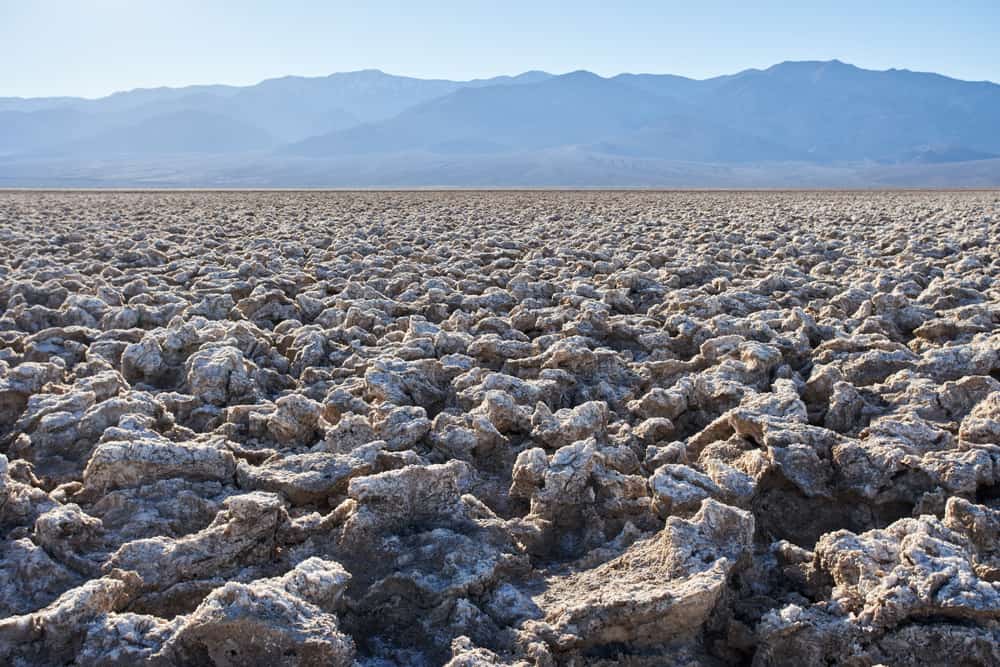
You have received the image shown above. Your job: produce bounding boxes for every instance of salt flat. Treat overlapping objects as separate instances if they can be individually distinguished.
[1,191,998,665]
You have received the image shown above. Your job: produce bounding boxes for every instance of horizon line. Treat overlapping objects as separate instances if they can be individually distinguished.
[4,58,997,102]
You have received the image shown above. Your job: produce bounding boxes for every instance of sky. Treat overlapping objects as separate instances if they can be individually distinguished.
[3,0,998,98]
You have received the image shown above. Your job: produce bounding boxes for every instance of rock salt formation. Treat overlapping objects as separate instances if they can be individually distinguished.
[0,190,998,665]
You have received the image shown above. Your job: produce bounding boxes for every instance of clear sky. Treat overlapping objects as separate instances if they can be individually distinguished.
[3,0,998,98]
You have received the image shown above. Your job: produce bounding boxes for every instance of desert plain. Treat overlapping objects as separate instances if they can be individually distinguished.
[0,190,999,665]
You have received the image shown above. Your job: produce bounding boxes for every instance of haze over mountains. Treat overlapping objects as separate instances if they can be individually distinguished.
[3,60,1000,187]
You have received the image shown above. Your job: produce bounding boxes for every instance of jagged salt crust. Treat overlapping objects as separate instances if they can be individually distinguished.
[0,191,998,666]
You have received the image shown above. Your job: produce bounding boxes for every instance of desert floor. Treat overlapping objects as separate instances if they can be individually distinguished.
[1,191,999,665]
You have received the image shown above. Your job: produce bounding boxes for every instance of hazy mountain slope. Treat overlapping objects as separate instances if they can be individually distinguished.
[585,117,805,162]
[286,71,703,156]
[610,73,705,100]
[0,109,118,155]
[287,62,1000,164]
[141,87,360,143]
[0,97,83,113]
[50,110,277,156]
[463,71,554,88]
[206,70,554,140]
[0,70,557,153]
[689,60,1000,161]
[0,85,242,114]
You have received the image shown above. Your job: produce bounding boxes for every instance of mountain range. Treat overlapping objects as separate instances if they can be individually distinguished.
[3,61,1000,187]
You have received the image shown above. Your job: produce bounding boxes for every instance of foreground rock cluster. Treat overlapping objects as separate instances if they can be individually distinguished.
[0,190,998,666]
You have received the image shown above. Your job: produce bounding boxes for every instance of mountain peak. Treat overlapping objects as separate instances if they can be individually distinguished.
[324,68,391,80]
[510,70,553,82]
[561,70,604,80]
[767,59,859,72]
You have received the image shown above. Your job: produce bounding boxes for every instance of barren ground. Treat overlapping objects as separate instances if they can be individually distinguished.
[1,191,999,666]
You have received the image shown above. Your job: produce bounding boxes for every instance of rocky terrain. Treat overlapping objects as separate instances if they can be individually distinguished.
[0,190,998,666]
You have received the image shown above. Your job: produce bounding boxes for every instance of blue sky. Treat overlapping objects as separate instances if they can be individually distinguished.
[3,1,998,98]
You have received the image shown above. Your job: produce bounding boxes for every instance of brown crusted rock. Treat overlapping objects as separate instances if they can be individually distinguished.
[104,491,287,594]
[474,389,532,434]
[823,381,865,433]
[645,441,689,469]
[0,360,66,426]
[530,400,609,449]
[236,442,381,505]
[162,558,354,667]
[753,548,1000,667]
[944,496,1000,577]
[455,370,553,411]
[649,464,723,518]
[914,334,999,383]
[267,393,324,446]
[77,612,182,667]
[0,571,141,666]
[0,537,81,616]
[444,636,509,666]
[321,387,372,423]
[509,437,654,557]
[530,499,753,651]
[375,404,432,450]
[321,411,377,454]
[337,460,528,659]
[959,391,1000,444]
[32,502,104,575]
[364,356,448,410]
[120,334,165,383]
[528,439,599,517]
[343,460,472,535]
[87,478,229,544]
[185,344,257,406]
[509,447,549,500]
[814,511,1000,628]
[429,411,506,461]
[467,333,534,366]
[628,384,691,421]
[82,431,236,493]
[633,416,677,445]
[0,453,58,530]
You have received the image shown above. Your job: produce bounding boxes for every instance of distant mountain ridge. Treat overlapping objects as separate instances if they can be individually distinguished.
[0,69,557,152]
[3,61,1000,186]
